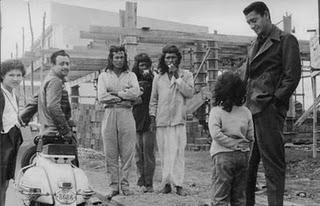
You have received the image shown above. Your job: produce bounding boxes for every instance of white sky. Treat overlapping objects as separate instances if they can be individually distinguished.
[1,0,319,60]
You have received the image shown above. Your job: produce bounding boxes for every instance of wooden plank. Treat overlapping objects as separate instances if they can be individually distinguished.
[294,94,320,127]
[69,71,100,87]
[88,25,255,43]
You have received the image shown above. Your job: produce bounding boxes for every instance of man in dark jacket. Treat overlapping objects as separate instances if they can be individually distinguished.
[243,2,301,206]
[132,53,155,193]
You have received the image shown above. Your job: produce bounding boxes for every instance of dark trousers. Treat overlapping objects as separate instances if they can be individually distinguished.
[0,126,23,206]
[246,103,286,206]
[135,131,156,187]
[211,151,249,206]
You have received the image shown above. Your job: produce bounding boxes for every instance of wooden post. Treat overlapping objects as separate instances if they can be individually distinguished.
[125,2,137,28]
[41,12,46,83]
[283,14,296,118]
[22,27,26,105]
[122,2,138,67]
[27,0,34,95]
[0,0,2,65]
[15,42,18,58]
[311,76,317,158]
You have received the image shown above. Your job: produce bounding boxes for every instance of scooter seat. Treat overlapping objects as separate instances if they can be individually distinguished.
[42,144,77,156]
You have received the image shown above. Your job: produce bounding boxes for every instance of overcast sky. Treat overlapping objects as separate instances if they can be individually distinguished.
[1,0,319,60]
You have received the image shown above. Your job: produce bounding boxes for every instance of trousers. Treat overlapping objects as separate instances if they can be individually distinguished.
[156,125,186,187]
[246,103,286,206]
[101,108,136,191]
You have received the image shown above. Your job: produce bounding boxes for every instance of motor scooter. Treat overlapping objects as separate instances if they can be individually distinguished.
[15,123,95,206]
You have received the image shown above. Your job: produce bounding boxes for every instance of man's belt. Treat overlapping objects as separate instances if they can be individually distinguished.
[104,103,132,109]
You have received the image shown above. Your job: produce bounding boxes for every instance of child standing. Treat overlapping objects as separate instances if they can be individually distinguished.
[208,71,254,206]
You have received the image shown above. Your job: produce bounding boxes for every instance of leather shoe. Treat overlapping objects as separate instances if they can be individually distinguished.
[144,186,154,193]
[122,189,134,196]
[176,186,187,196]
[158,184,171,194]
[106,190,119,200]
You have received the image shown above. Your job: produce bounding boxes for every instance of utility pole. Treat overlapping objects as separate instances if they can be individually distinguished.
[27,0,34,95]
[22,27,27,105]
[0,0,2,65]
[40,12,46,83]
[318,0,320,43]
[15,42,18,58]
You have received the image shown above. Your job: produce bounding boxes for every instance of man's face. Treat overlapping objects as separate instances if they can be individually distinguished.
[164,53,178,67]
[52,55,70,78]
[138,62,150,75]
[2,69,23,90]
[245,10,270,36]
[112,51,125,69]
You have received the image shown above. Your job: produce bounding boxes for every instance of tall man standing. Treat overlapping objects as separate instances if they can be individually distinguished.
[97,46,140,199]
[149,45,194,196]
[243,2,301,206]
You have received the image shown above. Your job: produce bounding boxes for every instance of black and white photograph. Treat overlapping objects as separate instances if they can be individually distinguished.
[0,0,319,205]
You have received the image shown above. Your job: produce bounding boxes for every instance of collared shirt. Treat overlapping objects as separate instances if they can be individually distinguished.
[1,84,18,133]
[149,69,194,127]
[98,69,140,107]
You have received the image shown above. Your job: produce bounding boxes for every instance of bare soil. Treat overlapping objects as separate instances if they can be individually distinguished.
[79,145,320,206]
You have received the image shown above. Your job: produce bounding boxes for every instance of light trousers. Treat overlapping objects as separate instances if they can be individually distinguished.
[101,108,136,191]
[156,125,186,187]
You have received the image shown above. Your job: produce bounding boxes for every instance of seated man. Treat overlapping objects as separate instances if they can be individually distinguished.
[20,50,78,166]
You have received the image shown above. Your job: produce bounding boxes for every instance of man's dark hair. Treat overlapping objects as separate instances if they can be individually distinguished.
[50,50,70,65]
[0,59,26,82]
[132,53,152,81]
[158,45,182,75]
[105,45,129,72]
[213,71,246,112]
[243,1,270,19]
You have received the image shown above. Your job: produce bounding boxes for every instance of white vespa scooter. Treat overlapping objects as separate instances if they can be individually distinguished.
[15,123,95,206]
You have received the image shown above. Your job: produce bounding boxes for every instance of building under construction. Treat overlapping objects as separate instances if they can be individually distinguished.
[20,2,311,151]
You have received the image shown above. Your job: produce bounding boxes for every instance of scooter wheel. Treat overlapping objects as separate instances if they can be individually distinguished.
[21,145,37,169]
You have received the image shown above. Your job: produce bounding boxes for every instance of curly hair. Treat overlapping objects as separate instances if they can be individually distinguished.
[0,59,26,82]
[158,45,182,75]
[213,71,246,112]
[132,53,152,81]
[105,45,129,72]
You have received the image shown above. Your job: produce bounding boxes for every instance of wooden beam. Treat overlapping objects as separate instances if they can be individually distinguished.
[294,94,320,127]
[68,71,100,87]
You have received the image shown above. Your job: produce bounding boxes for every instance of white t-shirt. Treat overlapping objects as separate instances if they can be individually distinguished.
[1,84,19,133]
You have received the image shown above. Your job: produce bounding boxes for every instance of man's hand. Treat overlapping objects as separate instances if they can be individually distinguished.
[150,115,156,132]
[63,131,77,145]
[168,64,179,79]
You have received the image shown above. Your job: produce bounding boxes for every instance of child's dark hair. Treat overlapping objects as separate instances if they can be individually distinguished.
[213,71,246,112]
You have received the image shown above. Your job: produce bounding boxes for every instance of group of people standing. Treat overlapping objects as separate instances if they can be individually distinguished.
[0,1,302,206]
[97,44,193,199]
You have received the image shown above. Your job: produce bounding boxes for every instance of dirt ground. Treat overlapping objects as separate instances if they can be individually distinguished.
[79,145,320,206]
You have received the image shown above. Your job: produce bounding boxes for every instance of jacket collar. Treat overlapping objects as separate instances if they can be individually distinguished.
[248,24,282,64]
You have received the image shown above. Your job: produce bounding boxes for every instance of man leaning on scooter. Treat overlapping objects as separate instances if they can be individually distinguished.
[19,50,79,167]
